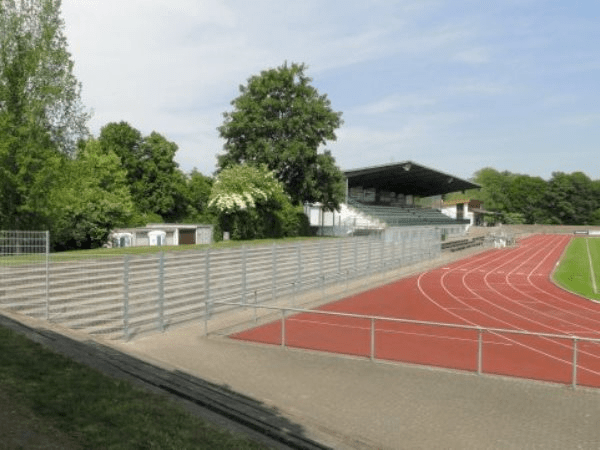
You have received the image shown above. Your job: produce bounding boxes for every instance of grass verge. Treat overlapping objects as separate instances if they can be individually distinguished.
[1,236,334,266]
[553,237,600,301]
[0,326,265,449]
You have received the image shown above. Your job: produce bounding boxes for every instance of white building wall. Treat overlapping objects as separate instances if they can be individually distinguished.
[441,205,476,226]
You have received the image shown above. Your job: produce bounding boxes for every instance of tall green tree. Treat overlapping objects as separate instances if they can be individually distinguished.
[217,62,345,210]
[98,122,189,222]
[0,0,88,154]
[0,0,89,229]
[506,174,548,224]
[185,168,213,222]
[97,121,142,179]
[134,131,188,221]
[544,172,598,225]
[472,168,513,213]
[34,139,134,250]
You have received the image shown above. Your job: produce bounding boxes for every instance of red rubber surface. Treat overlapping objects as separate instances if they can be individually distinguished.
[232,234,600,387]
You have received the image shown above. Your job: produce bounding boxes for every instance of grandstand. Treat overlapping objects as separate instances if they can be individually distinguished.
[307,161,479,235]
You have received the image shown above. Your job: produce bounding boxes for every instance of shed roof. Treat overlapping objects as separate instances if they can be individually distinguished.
[344,161,480,197]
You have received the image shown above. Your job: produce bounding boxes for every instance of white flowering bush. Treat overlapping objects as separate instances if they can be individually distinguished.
[209,164,287,213]
[209,164,297,240]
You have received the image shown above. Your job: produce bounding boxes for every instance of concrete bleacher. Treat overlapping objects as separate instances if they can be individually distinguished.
[338,203,384,229]
[347,199,469,227]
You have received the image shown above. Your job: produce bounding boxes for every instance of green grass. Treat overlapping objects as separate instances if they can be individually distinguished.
[553,237,600,301]
[0,235,332,266]
[0,326,266,449]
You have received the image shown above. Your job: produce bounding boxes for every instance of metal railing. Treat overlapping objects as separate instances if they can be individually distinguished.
[0,231,50,319]
[1,231,442,340]
[208,301,600,390]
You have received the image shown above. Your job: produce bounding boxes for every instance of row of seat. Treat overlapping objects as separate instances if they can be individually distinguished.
[348,200,468,226]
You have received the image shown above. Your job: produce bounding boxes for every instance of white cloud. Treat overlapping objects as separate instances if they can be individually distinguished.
[356,94,438,115]
[453,47,490,64]
[447,80,508,96]
[558,113,600,127]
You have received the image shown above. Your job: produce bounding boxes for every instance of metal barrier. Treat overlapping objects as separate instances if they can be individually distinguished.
[209,301,600,390]
[0,231,50,318]
[1,231,442,340]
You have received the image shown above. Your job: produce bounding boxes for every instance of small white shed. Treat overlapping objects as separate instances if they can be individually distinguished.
[112,232,133,248]
[148,229,167,246]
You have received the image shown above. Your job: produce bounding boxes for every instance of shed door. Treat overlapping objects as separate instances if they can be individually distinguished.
[179,229,196,245]
[456,203,464,220]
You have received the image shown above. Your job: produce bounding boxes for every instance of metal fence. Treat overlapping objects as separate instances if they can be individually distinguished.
[0,230,49,256]
[0,231,50,319]
[211,301,600,390]
[0,229,441,340]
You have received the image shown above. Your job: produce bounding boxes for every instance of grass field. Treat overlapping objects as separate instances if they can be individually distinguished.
[0,235,330,266]
[553,237,600,301]
[0,326,265,449]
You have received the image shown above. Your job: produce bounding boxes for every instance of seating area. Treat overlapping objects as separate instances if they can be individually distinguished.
[441,236,485,252]
[347,199,470,227]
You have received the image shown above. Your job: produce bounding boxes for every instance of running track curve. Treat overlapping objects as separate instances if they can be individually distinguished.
[232,234,600,388]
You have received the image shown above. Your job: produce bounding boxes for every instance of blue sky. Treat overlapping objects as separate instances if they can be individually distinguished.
[61,0,600,181]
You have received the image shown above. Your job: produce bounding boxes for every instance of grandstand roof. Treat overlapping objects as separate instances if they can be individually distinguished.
[344,161,480,197]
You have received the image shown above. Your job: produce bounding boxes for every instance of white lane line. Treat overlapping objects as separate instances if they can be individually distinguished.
[586,237,598,295]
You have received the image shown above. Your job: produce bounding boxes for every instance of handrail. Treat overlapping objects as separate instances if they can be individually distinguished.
[208,300,600,343]
[207,299,599,388]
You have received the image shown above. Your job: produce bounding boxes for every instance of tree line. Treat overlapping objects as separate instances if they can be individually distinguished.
[0,1,345,250]
[447,168,600,226]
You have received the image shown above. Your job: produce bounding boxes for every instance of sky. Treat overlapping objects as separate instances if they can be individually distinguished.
[61,0,600,182]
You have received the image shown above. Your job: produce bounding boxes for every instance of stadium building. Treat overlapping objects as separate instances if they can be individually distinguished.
[305,161,480,236]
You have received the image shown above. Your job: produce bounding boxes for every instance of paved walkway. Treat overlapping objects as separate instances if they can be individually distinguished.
[114,324,600,449]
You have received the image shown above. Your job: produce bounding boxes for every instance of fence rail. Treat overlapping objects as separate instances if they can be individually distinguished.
[210,301,600,390]
[1,229,442,340]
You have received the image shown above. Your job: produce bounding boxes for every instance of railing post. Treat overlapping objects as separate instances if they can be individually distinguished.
[297,244,302,294]
[205,248,211,315]
[477,328,483,375]
[337,240,342,274]
[572,337,578,389]
[253,290,258,323]
[368,238,372,276]
[242,245,247,306]
[123,255,130,340]
[281,308,286,348]
[204,301,208,336]
[319,240,324,282]
[272,243,276,301]
[45,230,50,320]
[380,239,385,275]
[354,237,358,272]
[370,318,376,361]
[158,251,165,332]
[345,269,349,293]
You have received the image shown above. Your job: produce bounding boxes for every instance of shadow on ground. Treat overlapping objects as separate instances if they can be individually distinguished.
[0,313,329,450]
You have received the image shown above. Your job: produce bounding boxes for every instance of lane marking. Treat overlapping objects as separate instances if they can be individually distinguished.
[586,238,598,295]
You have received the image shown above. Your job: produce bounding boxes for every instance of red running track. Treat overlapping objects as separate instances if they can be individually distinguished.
[232,234,600,388]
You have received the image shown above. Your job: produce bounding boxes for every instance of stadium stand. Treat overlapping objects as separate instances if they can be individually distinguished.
[308,161,478,236]
[347,199,469,226]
